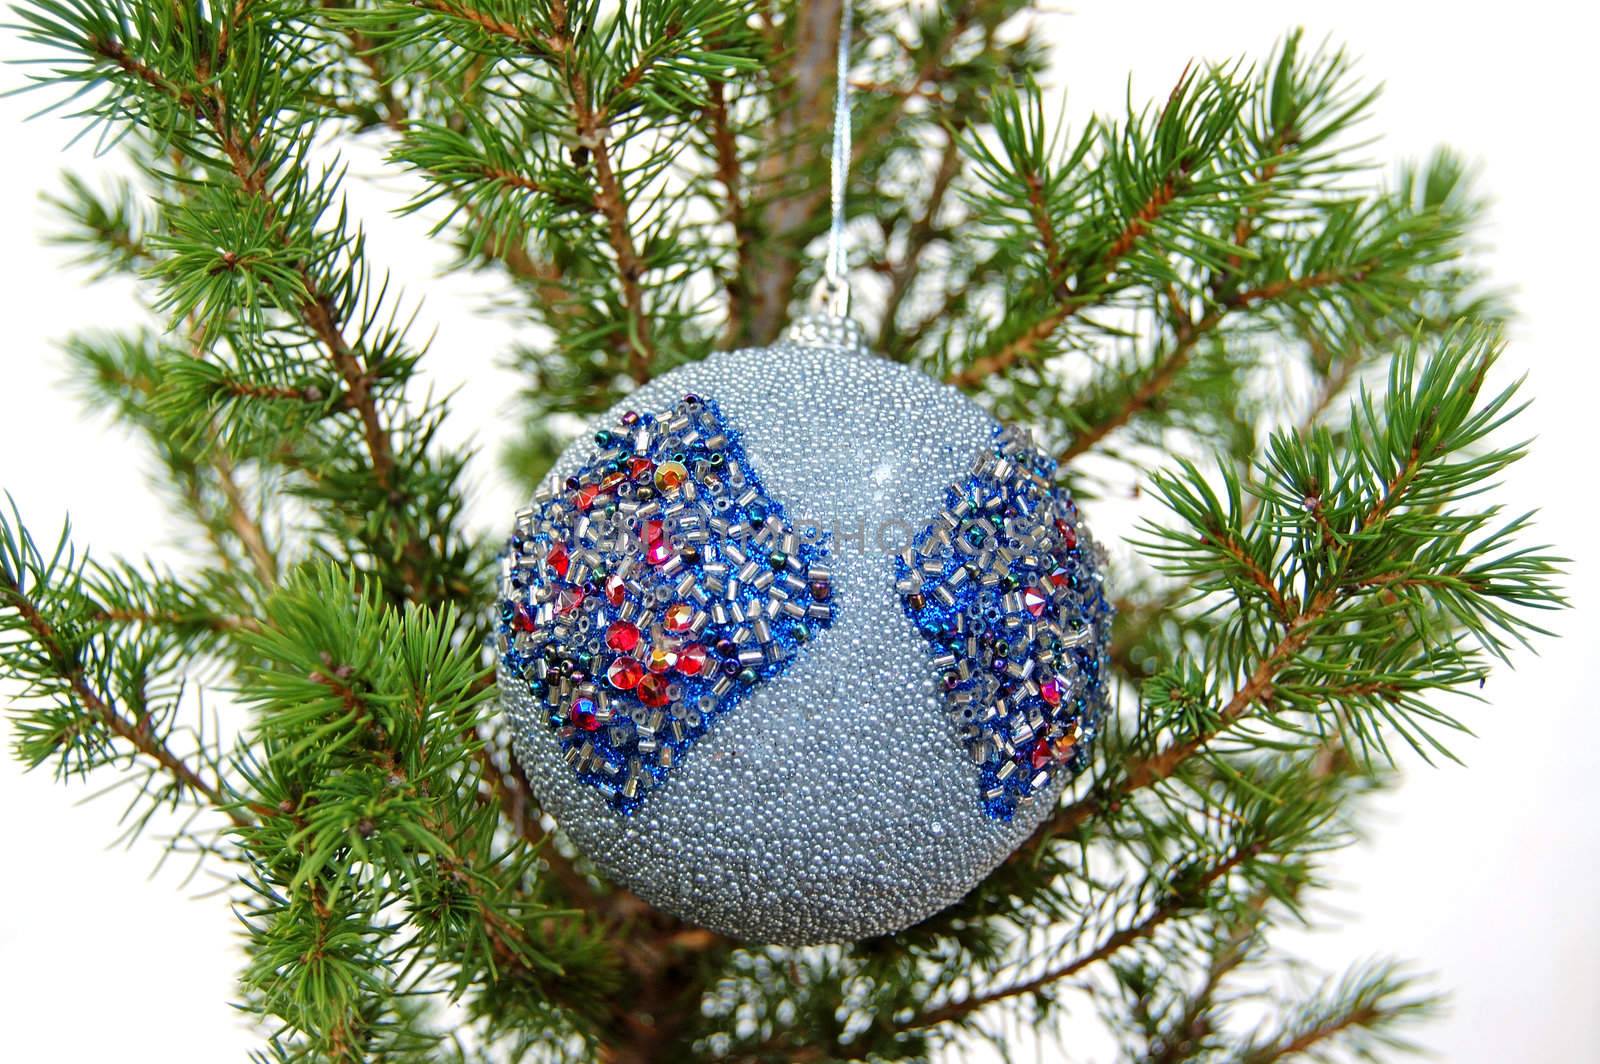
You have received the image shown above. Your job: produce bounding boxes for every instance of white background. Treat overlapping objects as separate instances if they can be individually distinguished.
[1,3,1595,1061]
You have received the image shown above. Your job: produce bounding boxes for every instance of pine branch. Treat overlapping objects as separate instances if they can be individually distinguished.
[50,177,285,588]
[232,566,611,1049]
[1107,320,1442,684]
[546,6,658,384]
[877,119,964,354]
[1054,266,1366,462]
[71,334,284,587]
[945,62,1243,388]
[1238,960,1441,1063]
[907,844,1257,1030]
[5,10,1567,1061]
[30,2,465,605]
[1,508,245,825]
[1020,328,1561,866]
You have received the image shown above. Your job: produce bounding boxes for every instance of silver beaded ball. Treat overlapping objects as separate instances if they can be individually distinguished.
[497,316,1112,944]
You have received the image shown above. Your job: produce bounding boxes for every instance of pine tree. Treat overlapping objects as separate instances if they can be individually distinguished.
[0,2,1565,1061]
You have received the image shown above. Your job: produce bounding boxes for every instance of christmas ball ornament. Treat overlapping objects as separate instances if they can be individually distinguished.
[495,315,1114,944]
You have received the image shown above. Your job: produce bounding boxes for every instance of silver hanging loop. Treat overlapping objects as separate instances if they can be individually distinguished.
[810,274,850,319]
[792,0,856,340]
[822,0,853,295]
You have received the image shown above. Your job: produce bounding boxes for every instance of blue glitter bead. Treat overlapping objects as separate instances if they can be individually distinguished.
[895,425,1114,821]
[497,396,836,814]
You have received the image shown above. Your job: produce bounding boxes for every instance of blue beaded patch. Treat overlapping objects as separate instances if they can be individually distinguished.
[895,425,1113,820]
[496,395,835,815]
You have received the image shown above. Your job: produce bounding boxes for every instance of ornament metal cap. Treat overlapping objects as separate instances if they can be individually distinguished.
[783,276,868,353]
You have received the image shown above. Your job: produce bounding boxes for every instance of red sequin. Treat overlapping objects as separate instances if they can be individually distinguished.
[637,674,669,707]
[570,697,600,731]
[677,643,708,676]
[606,657,643,690]
[547,544,570,579]
[606,620,641,652]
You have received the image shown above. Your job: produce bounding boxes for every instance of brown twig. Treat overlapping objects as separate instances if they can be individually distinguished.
[478,164,599,215]
[879,127,964,354]
[600,24,685,123]
[422,0,555,53]
[1203,530,1294,622]
[744,1,985,344]
[470,740,600,908]
[1233,269,1364,309]
[945,302,1077,389]
[1058,265,1375,462]
[336,14,409,133]
[875,5,978,158]
[1018,433,1429,862]
[208,448,280,585]
[450,0,659,383]
[83,334,281,586]
[1105,174,1181,264]
[1246,1006,1383,1063]
[4,573,247,826]
[907,844,1258,1030]
[943,176,1185,390]
[1025,173,1066,280]
[1211,118,1296,299]
[536,2,659,385]
[706,77,757,347]
[1143,897,1263,1064]
[745,0,847,343]
[89,32,441,599]
[1057,308,1221,459]
[485,232,583,348]
[217,377,328,404]
[945,65,1194,391]
[94,606,259,632]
